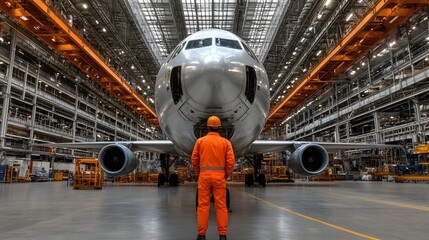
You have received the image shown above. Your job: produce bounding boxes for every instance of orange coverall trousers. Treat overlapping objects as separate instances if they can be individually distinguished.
[197,171,228,236]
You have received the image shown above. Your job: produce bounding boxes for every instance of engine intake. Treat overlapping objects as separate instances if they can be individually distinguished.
[98,144,139,176]
[289,144,329,176]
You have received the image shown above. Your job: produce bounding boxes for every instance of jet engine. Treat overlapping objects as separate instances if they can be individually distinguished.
[98,144,139,176]
[289,144,329,176]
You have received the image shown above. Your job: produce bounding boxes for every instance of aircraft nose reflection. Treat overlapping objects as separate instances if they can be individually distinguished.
[183,54,244,106]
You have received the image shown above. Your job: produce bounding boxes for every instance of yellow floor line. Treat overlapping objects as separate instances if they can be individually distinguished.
[332,193,429,212]
[247,194,380,240]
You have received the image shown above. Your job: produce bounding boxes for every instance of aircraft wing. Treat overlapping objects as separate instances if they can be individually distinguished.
[36,140,178,155]
[247,140,401,154]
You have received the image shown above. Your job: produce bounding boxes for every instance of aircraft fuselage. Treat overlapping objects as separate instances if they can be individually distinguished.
[155,29,270,157]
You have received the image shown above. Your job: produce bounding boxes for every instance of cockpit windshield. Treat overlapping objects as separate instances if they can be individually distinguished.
[215,38,242,50]
[241,41,259,62]
[186,38,212,49]
[167,40,186,62]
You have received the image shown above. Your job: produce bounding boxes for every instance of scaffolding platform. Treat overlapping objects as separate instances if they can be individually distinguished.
[73,158,104,189]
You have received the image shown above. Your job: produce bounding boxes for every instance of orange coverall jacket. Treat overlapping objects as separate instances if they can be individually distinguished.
[191,131,235,236]
[191,132,235,177]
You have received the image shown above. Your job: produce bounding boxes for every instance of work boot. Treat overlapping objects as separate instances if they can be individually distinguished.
[196,235,206,240]
[219,235,227,240]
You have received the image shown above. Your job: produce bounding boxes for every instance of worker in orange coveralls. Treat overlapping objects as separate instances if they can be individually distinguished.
[192,116,235,240]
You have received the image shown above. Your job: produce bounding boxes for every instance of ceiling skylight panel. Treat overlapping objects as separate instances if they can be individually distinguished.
[241,0,289,62]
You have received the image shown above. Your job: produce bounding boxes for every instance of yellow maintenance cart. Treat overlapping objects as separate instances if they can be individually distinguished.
[73,158,104,189]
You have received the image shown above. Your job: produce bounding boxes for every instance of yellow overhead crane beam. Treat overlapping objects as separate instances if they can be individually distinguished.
[0,0,159,127]
[264,0,429,131]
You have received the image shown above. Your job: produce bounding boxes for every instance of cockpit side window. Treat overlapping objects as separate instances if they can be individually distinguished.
[185,38,212,49]
[215,38,242,50]
[167,41,186,62]
[241,41,259,62]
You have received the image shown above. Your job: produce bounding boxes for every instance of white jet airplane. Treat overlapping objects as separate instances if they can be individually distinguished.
[39,29,398,185]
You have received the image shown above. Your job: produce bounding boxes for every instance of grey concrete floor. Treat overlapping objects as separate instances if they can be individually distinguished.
[0,180,428,240]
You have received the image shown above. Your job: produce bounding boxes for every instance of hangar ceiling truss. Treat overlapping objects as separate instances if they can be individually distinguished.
[264,0,429,131]
[1,0,428,133]
[0,0,159,126]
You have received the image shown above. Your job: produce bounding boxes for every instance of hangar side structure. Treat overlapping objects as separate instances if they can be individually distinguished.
[0,0,429,165]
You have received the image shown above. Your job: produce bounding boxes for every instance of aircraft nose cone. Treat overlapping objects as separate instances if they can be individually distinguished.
[184,55,244,106]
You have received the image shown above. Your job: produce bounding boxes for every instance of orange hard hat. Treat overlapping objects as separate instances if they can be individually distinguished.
[207,116,221,127]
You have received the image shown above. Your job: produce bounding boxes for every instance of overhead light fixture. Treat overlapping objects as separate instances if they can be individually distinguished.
[346,13,353,21]
[82,3,88,9]
[316,50,322,56]
[318,14,322,19]
[0,37,3,42]
[308,26,313,31]
[292,51,297,55]
[20,16,28,21]
[102,28,107,32]
[325,0,331,6]
[95,20,99,24]
[389,16,399,24]
[389,41,396,47]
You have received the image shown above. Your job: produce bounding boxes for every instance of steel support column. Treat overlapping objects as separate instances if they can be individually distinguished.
[0,29,17,148]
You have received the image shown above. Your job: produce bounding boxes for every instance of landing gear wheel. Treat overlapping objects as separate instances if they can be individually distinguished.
[258,174,266,187]
[169,173,179,186]
[245,174,254,187]
[158,173,167,187]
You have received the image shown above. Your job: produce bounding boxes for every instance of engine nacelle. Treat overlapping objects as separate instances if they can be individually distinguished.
[289,144,329,176]
[98,144,139,176]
